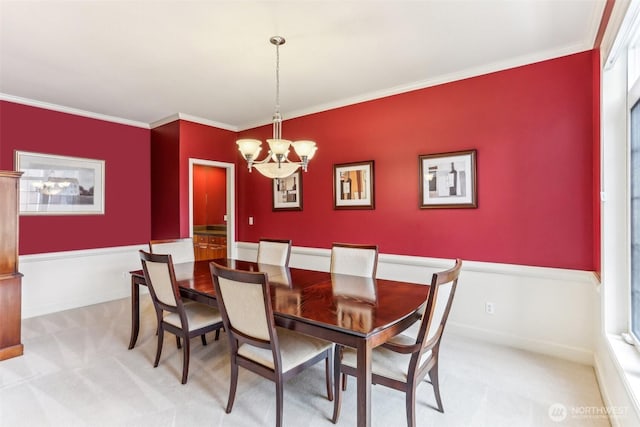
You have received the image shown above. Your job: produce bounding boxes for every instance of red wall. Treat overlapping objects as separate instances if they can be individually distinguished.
[150,120,236,239]
[237,51,598,270]
[0,50,600,270]
[0,101,151,254]
[193,164,227,225]
[177,121,236,237]
[150,121,181,239]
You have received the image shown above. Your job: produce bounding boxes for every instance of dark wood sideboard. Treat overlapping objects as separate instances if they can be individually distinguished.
[0,171,23,361]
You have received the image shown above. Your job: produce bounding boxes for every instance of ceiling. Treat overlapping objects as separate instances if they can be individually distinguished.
[0,1,606,130]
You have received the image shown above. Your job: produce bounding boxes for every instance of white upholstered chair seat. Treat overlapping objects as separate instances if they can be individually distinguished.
[332,259,462,427]
[139,250,224,385]
[340,333,432,383]
[164,301,222,331]
[210,261,333,427]
[238,327,333,373]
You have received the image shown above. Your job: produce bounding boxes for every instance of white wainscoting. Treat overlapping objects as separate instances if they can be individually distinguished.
[239,242,600,365]
[20,242,599,366]
[19,245,147,319]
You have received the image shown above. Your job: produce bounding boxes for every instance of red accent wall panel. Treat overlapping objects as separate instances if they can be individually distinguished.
[177,120,236,237]
[0,101,151,254]
[177,121,236,237]
[237,51,597,270]
[150,121,181,239]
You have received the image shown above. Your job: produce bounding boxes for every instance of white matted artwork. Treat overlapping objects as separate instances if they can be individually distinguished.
[419,150,477,209]
[15,151,105,215]
[272,170,302,211]
[333,160,375,210]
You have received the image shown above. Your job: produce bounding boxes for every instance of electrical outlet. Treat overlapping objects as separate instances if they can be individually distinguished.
[485,302,495,315]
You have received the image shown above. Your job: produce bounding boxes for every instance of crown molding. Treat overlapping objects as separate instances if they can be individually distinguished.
[0,93,150,129]
[237,45,593,131]
[176,113,237,132]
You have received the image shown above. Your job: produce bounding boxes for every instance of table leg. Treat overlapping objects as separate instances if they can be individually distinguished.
[356,339,372,427]
[128,275,140,350]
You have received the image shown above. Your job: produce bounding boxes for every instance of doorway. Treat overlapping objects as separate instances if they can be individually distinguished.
[189,159,235,259]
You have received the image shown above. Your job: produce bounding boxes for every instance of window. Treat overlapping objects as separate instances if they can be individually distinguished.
[629,28,640,346]
[630,99,640,342]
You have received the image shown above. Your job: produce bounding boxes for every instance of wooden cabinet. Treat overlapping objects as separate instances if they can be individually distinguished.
[0,171,23,361]
[194,234,227,260]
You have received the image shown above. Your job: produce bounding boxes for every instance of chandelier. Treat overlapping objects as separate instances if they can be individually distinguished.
[236,36,317,179]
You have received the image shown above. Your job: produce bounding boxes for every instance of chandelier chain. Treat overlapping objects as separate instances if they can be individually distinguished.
[275,41,280,113]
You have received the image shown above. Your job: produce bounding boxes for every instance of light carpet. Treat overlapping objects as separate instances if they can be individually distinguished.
[0,297,611,426]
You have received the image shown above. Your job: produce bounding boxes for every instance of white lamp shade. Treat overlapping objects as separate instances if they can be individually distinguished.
[254,162,300,179]
[237,139,262,159]
[307,145,318,161]
[266,139,291,156]
[292,140,316,158]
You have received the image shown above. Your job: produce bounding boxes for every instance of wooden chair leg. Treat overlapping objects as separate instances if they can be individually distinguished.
[181,335,190,384]
[406,381,417,427]
[215,329,220,341]
[325,351,334,401]
[226,359,238,413]
[342,373,347,391]
[429,361,444,412]
[275,374,284,427]
[332,346,343,423]
[201,334,207,346]
[154,325,164,367]
[176,336,181,349]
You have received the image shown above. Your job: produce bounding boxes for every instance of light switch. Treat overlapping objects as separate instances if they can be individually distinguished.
[249,216,254,225]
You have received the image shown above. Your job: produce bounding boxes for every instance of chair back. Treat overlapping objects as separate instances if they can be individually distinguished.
[330,243,378,278]
[417,259,462,352]
[139,250,181,310]
[210,262,275,343]
[257,238,292,266]
[149,238,194,264]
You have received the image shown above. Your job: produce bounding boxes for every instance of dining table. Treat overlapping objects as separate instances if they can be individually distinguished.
[128,258,430,427]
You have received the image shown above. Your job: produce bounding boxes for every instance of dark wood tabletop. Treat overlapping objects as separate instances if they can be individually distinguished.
[131,258,430,338]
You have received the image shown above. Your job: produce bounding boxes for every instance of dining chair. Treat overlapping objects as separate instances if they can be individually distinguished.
[330,242,379,278]
[149,238,194,264]
[139,250,224,384]
[209,261,334,427]
[257,238,292,266]
[332,259,463,427]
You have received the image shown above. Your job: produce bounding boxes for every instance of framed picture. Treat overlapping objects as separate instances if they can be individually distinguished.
[419,149,477,209]
[272,170,302,211]
[333,160,375,210]
[15,151,105,215]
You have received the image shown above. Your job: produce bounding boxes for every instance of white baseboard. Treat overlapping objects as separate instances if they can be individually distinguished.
[447,322,594,365]
[593,334,640,427]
